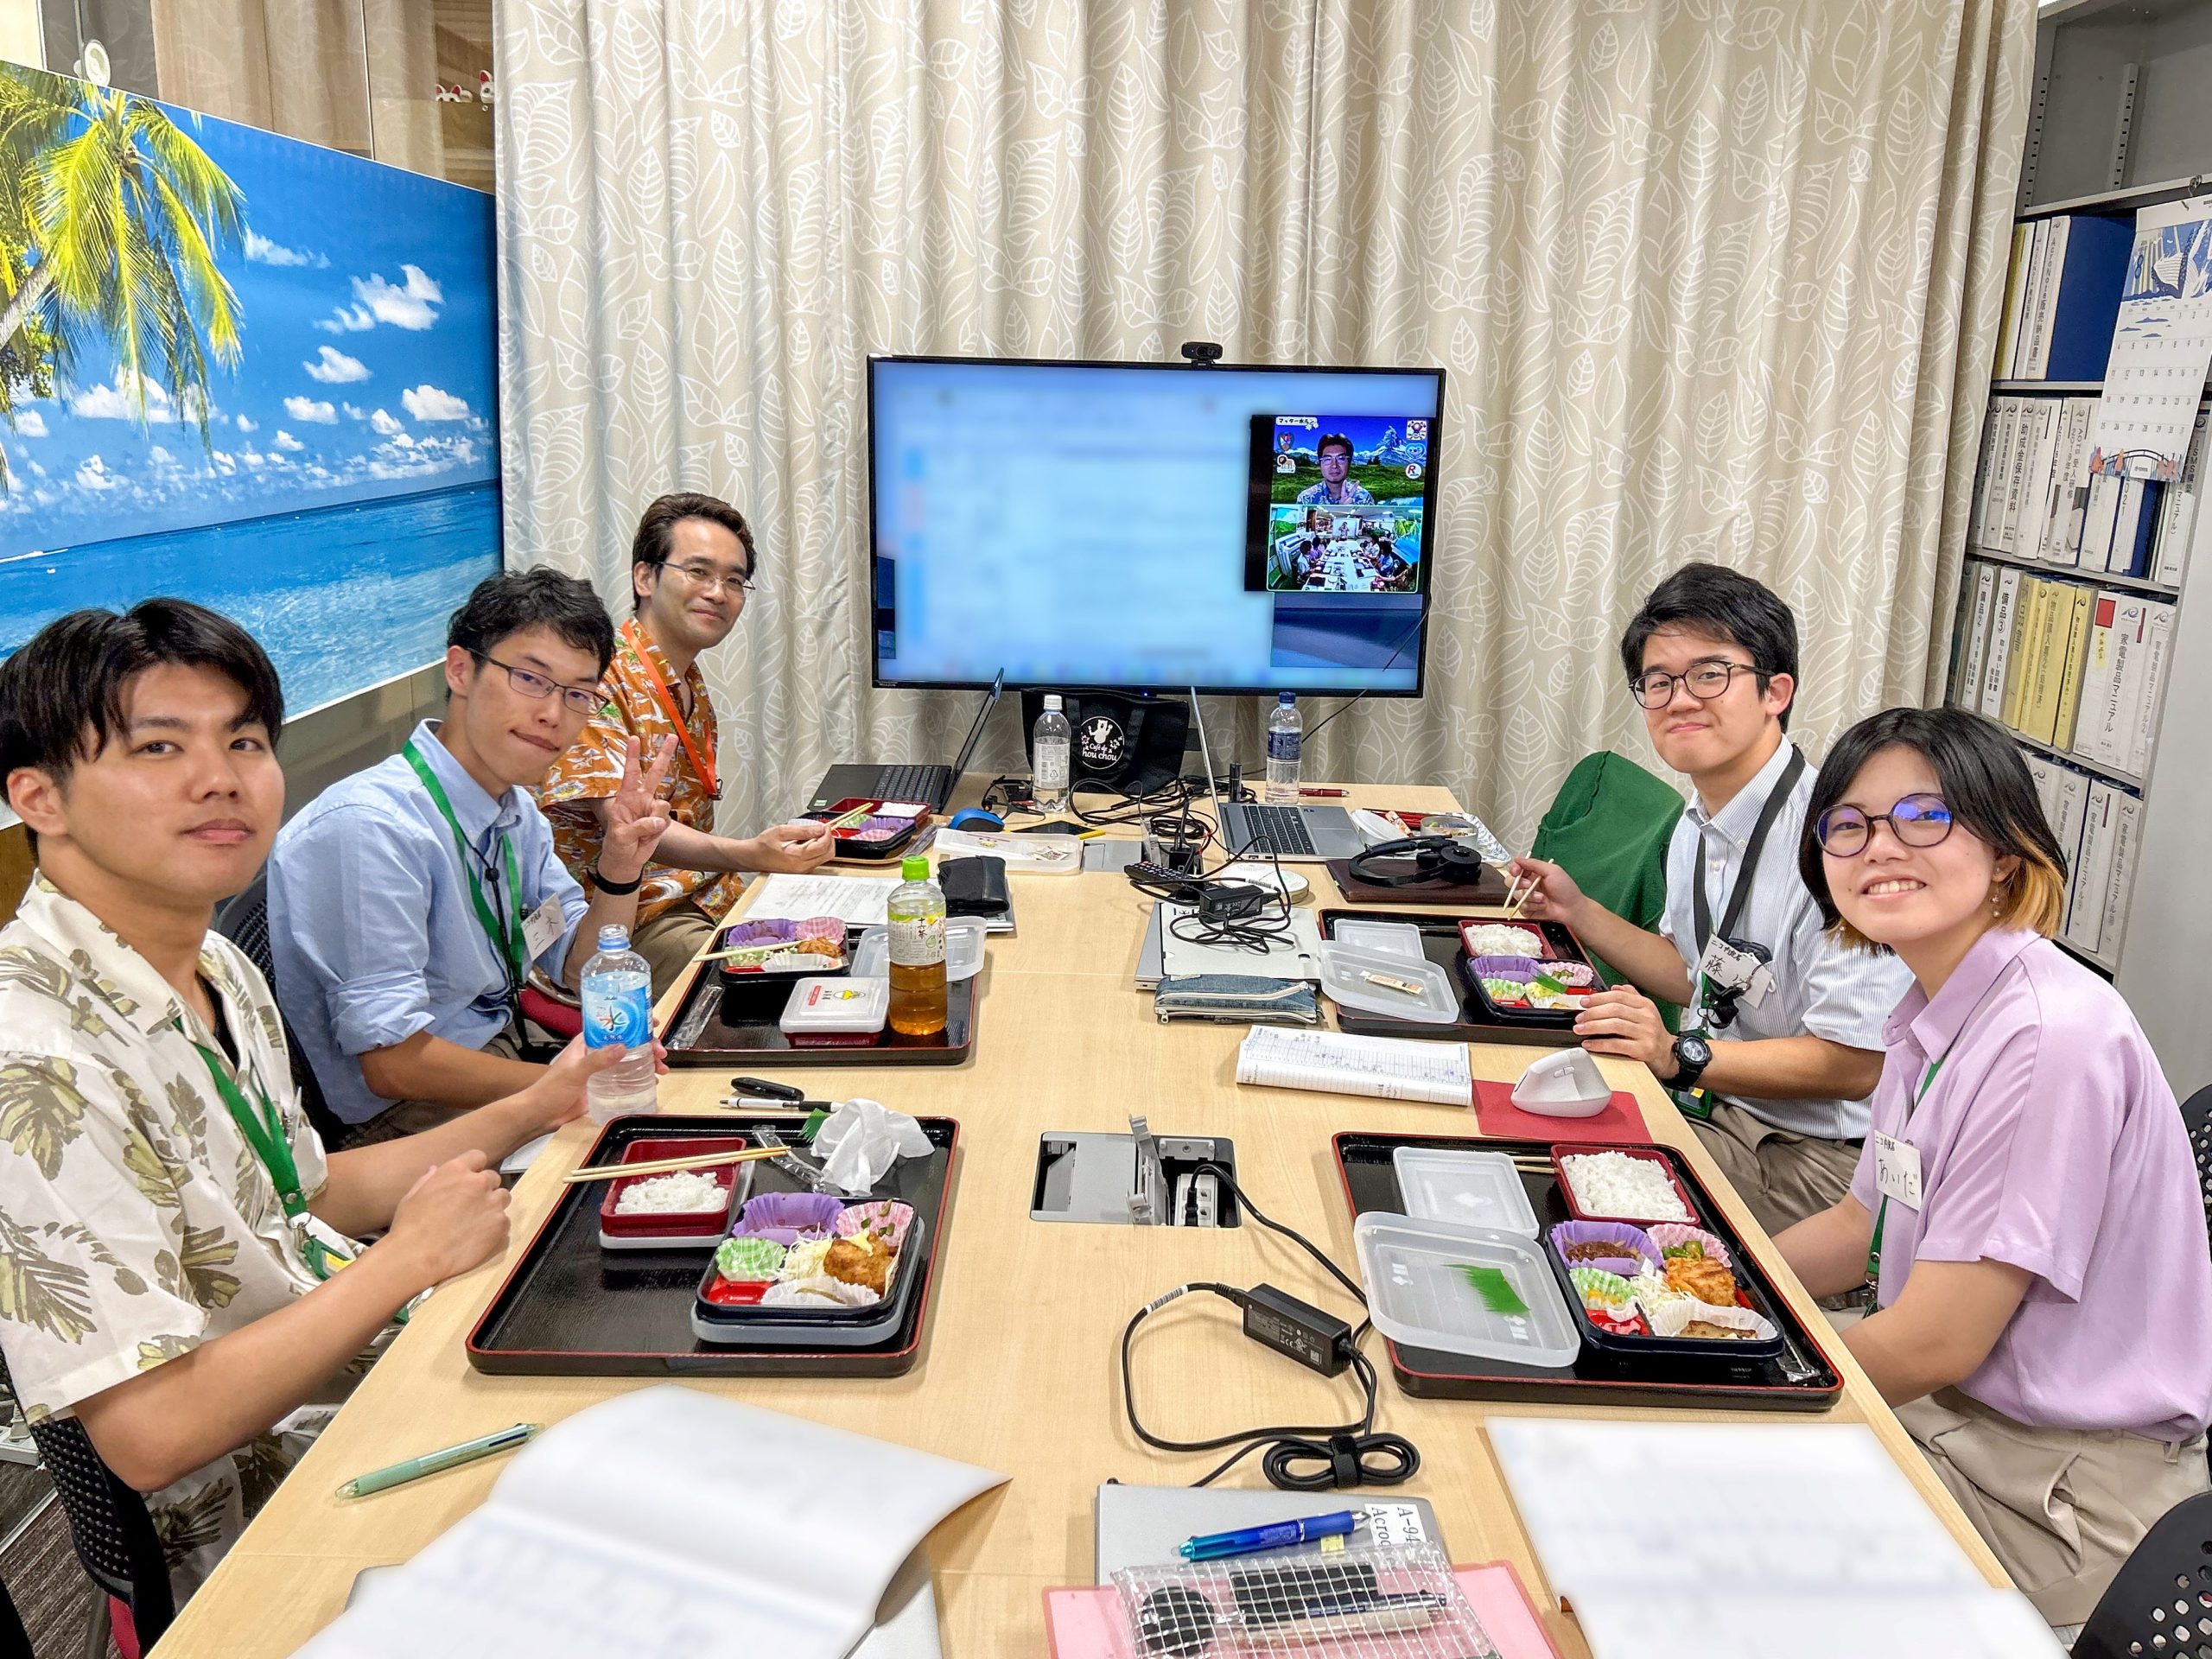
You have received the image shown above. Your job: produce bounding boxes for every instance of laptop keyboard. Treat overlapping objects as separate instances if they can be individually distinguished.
[1240,804,1318,856]
[874,764,947,804]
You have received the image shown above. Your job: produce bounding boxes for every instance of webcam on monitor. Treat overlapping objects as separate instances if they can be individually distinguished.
[1179,340,1224,366]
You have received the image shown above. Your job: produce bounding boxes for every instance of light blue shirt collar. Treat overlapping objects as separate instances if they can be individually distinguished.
[407,718,525,853]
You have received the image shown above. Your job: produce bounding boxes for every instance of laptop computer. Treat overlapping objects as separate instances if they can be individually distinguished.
[806,674,1002,815]
[1190,686,1365,861]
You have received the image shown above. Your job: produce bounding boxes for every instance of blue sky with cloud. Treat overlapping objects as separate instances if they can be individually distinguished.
[0,111,496,554]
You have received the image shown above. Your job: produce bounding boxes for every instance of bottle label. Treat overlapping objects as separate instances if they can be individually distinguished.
[888,914,945,968]
[582,980,652,1049]
[1268,729,1301,763]
[1036,745,1070,791]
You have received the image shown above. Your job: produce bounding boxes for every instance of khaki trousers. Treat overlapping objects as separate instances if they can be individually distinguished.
[630,899,722,1001]
[1897,1386,2209,1626]
[1688,1097,1860,1236]
[344,1024,531,1147]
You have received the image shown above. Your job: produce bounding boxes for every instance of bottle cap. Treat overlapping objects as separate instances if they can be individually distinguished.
[900,855,931,881]
[1043,693,1062,710]
[1278,691,1296,704]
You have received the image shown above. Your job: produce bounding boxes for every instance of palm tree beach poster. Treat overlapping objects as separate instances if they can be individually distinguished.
[0,63,499,712]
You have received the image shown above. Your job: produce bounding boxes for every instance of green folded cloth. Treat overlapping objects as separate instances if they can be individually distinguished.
[1529,750,1684,1014]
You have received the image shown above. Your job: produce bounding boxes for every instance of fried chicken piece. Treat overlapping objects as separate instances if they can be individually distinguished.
[823,1235,893,1295]
[1664,1255,1738,1306]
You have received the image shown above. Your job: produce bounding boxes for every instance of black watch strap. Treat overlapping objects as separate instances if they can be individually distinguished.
[591,863,644,896]
[1671,1033,1713,1091]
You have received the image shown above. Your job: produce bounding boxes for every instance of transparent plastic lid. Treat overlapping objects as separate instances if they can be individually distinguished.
[1353,1211,1580,1368]
[1329,919,1426,961]
[777,976,889,1034]
[1391,1147,1540,1237]
[849,916,985,981]
[1315,942,1459,1023]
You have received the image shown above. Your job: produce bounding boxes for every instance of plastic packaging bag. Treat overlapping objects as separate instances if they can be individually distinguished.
[811,1097,932,1195]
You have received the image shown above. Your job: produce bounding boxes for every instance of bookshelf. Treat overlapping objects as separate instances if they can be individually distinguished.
[1950,0,2212,1090]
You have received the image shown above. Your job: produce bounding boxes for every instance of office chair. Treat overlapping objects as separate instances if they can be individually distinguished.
[211,872,354,1149]
[2073,1489,2212,1659]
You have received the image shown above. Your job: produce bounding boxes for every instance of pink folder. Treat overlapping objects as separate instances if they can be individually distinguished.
[1043,1560,1563,1658]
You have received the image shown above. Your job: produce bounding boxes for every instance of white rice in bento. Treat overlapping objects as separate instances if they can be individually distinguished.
[1560,1152,1692,1222]
[1462,924,1547,958]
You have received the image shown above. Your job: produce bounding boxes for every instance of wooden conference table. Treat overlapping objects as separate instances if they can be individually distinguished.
[156,781,2007,1657]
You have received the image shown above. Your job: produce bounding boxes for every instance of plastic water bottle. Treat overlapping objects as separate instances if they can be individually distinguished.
[1265,692,1302,805]
[886,855,948,1038]
[580,924,658,1121]
[1033,694,1072,812]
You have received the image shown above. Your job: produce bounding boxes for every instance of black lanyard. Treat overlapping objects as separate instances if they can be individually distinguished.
[1691,746,1807,960]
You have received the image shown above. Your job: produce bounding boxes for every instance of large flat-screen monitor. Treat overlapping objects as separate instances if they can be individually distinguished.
[868,356,1444,695]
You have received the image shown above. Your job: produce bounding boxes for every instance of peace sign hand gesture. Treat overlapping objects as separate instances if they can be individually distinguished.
[600,734,676,884]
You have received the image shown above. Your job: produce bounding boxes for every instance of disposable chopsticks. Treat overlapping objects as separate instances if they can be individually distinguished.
[563,1145,788,1185]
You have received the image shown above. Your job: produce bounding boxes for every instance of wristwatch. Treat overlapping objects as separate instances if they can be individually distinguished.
[1669,1032,1713,1091]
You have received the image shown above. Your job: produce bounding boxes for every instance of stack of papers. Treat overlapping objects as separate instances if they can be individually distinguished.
[1485,1418,2062,1658]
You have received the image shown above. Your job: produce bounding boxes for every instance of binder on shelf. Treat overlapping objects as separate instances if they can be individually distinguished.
[2024,753,2061,826]
[1959,564,1998,706]
[2030,214,2134,382]
[2079,469,2124,571]
[2039,397,2090,565]
[2053,765,2090,887]
[2006,577,2056,735]
[2080,594,2149,771]
[2024,402,2065,561]
[2050,584,2096,750]
[2111,479,2163,578]
[2101,788,2143,963]
[2063,398,2099,559]
[1967,413,2001,549]
[2129,601,2175,778]
[1980,567,2023,718]
[2065,779,2120,956]
[2024,216,2068,380]
[2016,220,2054,382]
[1999,402,2032,554]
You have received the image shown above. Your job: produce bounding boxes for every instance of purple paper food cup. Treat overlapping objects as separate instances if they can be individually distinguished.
[729,1191,849,1244]
[1470,956,1541,981]
[1548,1220,1662,1273]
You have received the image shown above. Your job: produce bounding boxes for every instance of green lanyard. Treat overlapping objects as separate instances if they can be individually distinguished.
[1864,1055,1944,1289]
[182,1022,346,1282]
[403,739,525,992]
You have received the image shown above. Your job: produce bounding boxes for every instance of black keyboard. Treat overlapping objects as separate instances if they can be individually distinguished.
[874,764,949,805]
[1240,804,1318,856]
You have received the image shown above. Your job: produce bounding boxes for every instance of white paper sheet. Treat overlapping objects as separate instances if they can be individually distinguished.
[298,1386,1003,1659]
[2091,196,2212,480]
[742,873,903,928]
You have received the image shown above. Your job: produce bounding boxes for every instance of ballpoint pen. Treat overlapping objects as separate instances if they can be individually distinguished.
[1178,1508,1368,1560]
[335,1423,540,1499]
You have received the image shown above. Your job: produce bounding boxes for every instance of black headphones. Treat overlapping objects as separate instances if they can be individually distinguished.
[1344,836,1488,889]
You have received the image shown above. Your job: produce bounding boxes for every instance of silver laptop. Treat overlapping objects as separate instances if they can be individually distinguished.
[1190,686,1365,861]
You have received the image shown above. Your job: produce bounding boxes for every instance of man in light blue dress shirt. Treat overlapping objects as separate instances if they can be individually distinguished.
[270,569,675,1138]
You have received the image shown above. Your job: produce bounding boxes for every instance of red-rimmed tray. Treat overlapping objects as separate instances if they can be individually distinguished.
[1332,1131,1841,1410]
[467,1113,957,1376]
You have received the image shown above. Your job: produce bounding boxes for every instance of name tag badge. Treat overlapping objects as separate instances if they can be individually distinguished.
[1698,935,1770,1001]
[1873,1130,1923,1210]
[522,895,568,963]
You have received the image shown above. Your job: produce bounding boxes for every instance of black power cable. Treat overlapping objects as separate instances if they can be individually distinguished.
[1119,1164,1421,1491]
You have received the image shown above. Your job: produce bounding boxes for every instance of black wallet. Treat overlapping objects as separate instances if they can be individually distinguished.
[938,855,1011,918]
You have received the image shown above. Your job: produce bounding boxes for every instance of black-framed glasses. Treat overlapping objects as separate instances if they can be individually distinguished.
[472,651,605,715]
[1628,660,1764,709]
[1815,793,1955,857]
[654,558,753,597]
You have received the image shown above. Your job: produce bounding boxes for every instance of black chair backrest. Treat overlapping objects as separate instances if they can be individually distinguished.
[212,872,353,1149]
[0,1345,174,1645]
[2075,1489,2212,1658]
[2183,1084,2212,1248]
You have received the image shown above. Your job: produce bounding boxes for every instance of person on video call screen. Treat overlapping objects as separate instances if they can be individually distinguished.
[1295,433,1375,505]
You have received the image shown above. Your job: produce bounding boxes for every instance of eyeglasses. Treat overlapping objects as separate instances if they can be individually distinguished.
[1628,661,1764,709]
[472,652,605,716]
[657,559,753,597]
[1814,793,1955,857]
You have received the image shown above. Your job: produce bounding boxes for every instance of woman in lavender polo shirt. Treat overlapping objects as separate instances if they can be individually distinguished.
[1776,706,2212,1629]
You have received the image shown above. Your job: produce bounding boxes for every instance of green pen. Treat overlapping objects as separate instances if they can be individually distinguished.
[334,1422,541,1500]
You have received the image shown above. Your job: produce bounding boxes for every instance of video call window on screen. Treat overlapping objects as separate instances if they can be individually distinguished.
[1245,415,1430,594]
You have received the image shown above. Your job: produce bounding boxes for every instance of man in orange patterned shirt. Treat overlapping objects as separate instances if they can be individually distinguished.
[541,493,833,995]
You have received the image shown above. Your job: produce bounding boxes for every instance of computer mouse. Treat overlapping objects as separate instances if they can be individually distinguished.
[948,808,1004,830]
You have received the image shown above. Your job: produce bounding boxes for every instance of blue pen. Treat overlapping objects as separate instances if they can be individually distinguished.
[1178,1509,1365,1560]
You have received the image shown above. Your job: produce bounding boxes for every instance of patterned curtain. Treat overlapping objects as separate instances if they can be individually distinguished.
[495,0,2034,848]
